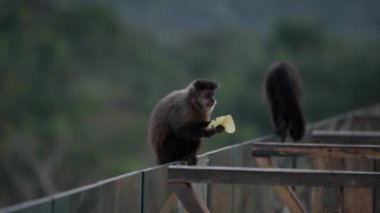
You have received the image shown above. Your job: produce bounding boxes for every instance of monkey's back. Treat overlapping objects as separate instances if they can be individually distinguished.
[265,62,302,100]
[149,89,202,164]
[265,62,305,141]
[149,90,185,150]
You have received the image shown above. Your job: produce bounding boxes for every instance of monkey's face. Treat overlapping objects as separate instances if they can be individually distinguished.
[197,89,217,111]
[203,90,217,107]
[189,79,219,112]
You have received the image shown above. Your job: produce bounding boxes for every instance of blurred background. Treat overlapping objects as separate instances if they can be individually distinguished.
[0,0,379,207]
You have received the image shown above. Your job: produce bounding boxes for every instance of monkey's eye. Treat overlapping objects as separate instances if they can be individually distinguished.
[204,91,214,99]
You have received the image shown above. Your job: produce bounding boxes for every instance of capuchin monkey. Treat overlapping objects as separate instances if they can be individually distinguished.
[149,79,224,165]
[264,61,305,142]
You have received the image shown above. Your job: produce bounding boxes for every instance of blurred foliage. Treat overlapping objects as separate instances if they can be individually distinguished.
[0,0,380,207]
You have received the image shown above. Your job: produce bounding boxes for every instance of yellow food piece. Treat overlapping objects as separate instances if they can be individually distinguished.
[207,115,235,134]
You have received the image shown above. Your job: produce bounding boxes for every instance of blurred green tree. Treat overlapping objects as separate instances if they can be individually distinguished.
[0,1,380,208]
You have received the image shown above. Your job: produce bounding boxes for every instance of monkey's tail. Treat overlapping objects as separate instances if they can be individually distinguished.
[273,75,305,141]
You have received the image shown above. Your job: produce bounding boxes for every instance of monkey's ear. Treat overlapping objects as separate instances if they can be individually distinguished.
[188,84,197,95]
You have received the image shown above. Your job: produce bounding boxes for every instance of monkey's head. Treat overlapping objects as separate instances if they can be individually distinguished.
[187,79,219,112]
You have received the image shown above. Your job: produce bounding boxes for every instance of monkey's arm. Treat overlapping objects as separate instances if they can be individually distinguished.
[174,122,224,140]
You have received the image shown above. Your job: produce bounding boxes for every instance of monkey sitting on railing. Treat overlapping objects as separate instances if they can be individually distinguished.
[149,79,224,165]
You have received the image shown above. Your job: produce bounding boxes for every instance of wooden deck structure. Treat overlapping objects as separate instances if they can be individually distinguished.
[168,105,380,213]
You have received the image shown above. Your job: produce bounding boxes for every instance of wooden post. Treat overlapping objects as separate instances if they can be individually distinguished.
[170,183,210,213]
[344,115,379,213]
[376,161,380,213]
[256,157,307,213]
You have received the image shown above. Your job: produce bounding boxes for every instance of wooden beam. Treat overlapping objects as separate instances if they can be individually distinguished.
[169,183,210,213]
[168,165,380,187]
[256,157,307,213]
[251,142,380,159]
[159,193,177,213]
[351,114,380,130]
[312,130,380,144]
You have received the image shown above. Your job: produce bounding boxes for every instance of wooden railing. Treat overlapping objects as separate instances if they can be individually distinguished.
[169,130,380,213]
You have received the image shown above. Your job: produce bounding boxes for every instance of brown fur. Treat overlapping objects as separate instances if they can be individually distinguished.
[264,61,305,141]
[149,79,223,165]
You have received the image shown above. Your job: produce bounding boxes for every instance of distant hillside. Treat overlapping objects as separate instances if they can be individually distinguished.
[103,0,380,41]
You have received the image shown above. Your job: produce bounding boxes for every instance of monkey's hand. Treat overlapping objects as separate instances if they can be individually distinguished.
[215,125,225,133]
[202,125,224,137]
[175,122,224,140]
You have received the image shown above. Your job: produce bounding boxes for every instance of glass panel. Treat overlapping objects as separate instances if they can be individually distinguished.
[207,147,233,213]
[295,155,314,211]
[52,183,102,213]
[143,164,177,213]
[1,197,52,213]
[231,141,282,213]
[193,155,210,203]
[98,171,142,213]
